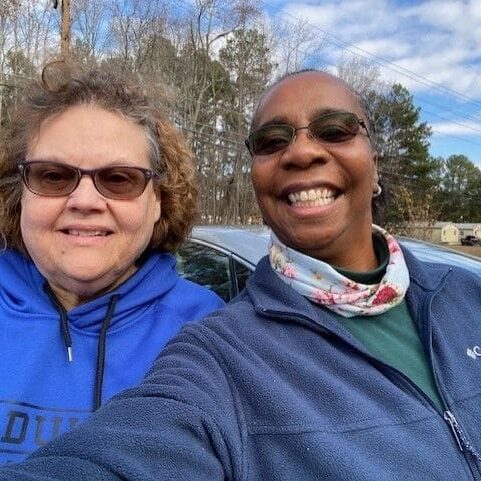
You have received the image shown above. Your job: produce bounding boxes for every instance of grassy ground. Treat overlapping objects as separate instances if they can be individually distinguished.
[448,245,481,258]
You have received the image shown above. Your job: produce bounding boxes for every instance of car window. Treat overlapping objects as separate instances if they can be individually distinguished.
[176,241,232,302]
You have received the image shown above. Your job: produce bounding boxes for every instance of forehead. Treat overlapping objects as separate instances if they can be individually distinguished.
[256,72,363,126]
[27,103,150,165]
[35,103,141,136]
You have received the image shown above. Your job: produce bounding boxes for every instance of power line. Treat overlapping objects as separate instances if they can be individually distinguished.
[264,0,481,110]
[5,0,481,163]
[78,0,481,145]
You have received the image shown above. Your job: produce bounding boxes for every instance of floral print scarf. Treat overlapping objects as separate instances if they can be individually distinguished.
[268,225,410,318]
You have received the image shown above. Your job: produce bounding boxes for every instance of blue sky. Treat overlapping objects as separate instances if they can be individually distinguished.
[261,0,481,167]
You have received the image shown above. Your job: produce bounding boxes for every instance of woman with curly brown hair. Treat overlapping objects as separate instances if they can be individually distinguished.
[0,62,223,464]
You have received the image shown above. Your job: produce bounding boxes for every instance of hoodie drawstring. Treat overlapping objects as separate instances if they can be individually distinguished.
[44,284,119,411]
[43,283,73,362]
[93,295,118,411]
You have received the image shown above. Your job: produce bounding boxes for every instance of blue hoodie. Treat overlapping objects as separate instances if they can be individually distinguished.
[0,248,223,464]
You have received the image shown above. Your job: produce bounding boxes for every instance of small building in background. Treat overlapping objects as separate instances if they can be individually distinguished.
[456,223,481,241]
[440,223,459,244]
[425,222,481,245]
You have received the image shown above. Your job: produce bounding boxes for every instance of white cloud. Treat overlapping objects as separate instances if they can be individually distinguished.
[432,120,481,137]
[402,0,465,25]
[274,0,481,99]
[354,38,411,60]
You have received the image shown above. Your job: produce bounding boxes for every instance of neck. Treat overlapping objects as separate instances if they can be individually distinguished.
[46,264,138,310]
[305,228,378,272]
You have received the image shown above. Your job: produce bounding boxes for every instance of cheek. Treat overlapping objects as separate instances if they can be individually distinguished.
[144,185,161,222]
[20,197,60,262]
[362,159,378,193]
[251,167,269,214]
[145,190,161,225]
[343,147,376,188]
[251,161,274,198]
[251,167,278,227]
[20,195,56,236]
[119,195,160,234]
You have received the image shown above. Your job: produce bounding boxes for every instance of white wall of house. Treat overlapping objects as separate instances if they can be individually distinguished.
[424,223,481,244]
[441,224,459,244]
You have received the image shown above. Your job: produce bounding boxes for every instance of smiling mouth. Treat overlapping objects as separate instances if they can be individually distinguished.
[287,188,338,207]
[63,229,111,237]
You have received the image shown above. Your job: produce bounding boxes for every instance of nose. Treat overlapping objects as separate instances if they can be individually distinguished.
[279,128,330,169]
[65,175,107,211]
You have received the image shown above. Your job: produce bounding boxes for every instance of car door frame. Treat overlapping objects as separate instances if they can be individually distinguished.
[186,238,256,300]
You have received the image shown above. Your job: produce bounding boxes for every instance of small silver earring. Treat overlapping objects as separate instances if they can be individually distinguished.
[372,184,382,198]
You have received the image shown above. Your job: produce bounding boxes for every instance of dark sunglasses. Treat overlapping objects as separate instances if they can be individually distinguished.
[18,161,160,200]
[245,111,370,156]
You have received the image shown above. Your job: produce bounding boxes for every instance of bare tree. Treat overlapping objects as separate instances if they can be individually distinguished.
[0,0,20,129]
[166,0,260,223]
[106,0,167,74]
[275,17,325,74]
[13,0,57,68]
[72,0,111,59]
[337,54,386,95]
[385,185,439,240]
[336,54,390,140]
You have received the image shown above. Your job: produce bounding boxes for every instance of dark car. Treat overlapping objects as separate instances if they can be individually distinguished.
[461,235,481,246]
[177,225,481,301]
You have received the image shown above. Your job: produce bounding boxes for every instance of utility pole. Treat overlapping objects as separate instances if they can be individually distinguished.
[60,0,71,58]
[53,0,71,58]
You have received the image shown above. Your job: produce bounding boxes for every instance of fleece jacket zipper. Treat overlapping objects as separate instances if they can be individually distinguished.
[260,306,480,480]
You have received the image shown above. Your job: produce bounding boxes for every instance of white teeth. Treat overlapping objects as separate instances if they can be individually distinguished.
[68,230,108,237]
[288,188,336,207]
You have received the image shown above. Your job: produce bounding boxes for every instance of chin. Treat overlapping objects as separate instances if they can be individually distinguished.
[64,276,109,294]
[52,264,111,287]
[283,225,338,248]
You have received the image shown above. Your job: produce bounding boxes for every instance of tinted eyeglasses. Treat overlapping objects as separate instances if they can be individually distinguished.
[18,161,160,200]
[245,111,370,156]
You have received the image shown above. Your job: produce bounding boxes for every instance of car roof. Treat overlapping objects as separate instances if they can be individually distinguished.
[191,225,270,267]
[190,225,481,276]
[397,237,481,275]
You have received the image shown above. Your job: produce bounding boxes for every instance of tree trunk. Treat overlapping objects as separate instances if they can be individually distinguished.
[60,0,70,58]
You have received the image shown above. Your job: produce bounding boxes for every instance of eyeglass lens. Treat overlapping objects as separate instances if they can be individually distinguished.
[247,112,363,156]
[21,162,152,200]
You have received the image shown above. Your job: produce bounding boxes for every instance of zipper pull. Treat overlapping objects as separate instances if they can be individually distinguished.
[444,410,465,452]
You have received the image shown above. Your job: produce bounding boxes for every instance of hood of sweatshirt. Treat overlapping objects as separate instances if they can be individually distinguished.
[0,248,179,334]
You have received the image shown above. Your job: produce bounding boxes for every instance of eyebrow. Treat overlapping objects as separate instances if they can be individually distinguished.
[310,108,349,121]
[25,157,138,167]
[256,116,290,129]
[25,155,63,163]
[256,108,350,130]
